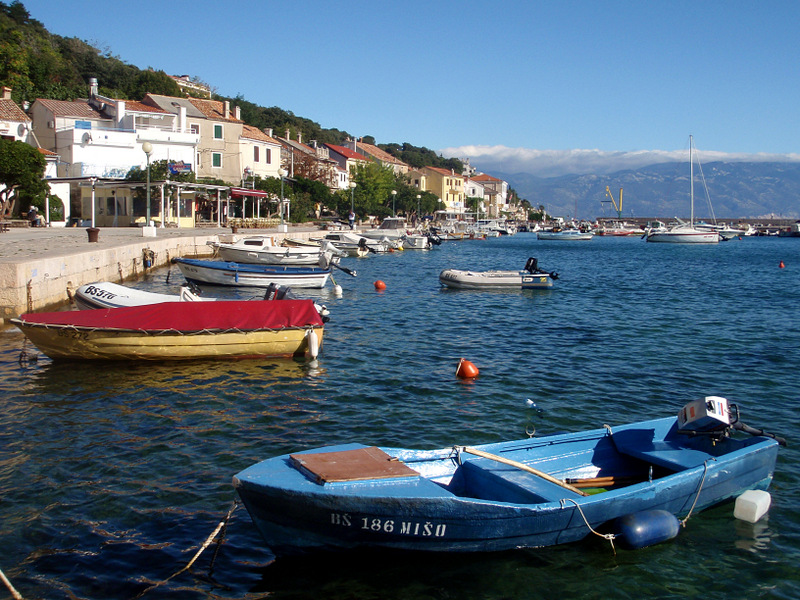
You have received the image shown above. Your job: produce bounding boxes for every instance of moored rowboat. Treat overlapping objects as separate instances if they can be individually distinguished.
[233,397,782,557]
[11,299,324,361]
[173,257,332,288]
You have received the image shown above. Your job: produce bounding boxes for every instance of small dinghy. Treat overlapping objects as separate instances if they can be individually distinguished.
[439,257,558,290]
[233,397,784,557]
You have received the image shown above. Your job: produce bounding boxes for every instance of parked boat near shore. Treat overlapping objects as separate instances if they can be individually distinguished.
[172,257,333,288]
[537,229,593,241]
[211,235,342,265]
[233,397,782,557]
[12,299,325,361]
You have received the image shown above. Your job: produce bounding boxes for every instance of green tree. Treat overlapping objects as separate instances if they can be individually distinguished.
[0,139,47,217]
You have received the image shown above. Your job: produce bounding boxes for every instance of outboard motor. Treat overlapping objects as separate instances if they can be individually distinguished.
[525,257,539,273]
[677,396,787,446]
[264,283,294,301]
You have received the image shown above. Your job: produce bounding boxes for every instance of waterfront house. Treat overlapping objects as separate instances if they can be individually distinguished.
[277,132,339,189]
[470,173,509,217]
[343,139,410,175]
[323,143,370,178]
[419,166,465,213]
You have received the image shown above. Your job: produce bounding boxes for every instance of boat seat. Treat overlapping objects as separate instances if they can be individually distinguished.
[459,459,583,504]
[611,428,714,472]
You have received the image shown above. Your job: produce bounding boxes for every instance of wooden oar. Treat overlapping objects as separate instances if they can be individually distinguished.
[565,475,641,489]
[461,447,588,497]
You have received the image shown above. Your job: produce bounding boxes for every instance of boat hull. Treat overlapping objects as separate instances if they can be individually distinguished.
[217,245,328,265]
[174,258,331,288]
[646,229,720,243]
[12,300,324,361]
[439,269,554,289]
[233,416,778,556]
[537,231,593,241]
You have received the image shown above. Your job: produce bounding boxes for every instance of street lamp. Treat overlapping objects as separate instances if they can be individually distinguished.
[278,168,288,232]
[349,181,357,213]
[142,141,153,226]
[416,194,421,217]
[391,189,397,217]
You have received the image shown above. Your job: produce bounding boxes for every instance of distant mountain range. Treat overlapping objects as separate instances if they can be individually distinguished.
[494,161,800,221]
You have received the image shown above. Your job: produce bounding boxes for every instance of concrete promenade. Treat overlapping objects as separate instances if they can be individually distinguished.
[0,224,323,324]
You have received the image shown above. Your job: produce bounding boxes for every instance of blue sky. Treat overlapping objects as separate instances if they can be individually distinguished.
[21,0,800,175]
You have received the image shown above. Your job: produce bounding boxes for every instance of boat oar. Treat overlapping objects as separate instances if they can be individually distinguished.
[331,262,357,277]
[460,446,588,496]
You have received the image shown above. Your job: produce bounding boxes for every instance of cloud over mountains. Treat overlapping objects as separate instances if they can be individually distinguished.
[440,145,800,178]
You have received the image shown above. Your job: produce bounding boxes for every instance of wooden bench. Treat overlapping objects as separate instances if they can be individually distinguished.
[611,428,715,471]
[458,459,584,504]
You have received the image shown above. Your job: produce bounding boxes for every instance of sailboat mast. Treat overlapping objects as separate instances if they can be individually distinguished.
[689,135,694,226]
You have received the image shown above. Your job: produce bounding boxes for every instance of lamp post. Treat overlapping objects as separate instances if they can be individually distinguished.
[349,181,357,213]
[89,176,97,228]
[416,194,421,218]
[391,189,397,217]
[142,141,153,226]
[278,168,288,232]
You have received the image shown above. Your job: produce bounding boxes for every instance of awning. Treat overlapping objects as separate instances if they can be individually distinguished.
[230,187,272,198]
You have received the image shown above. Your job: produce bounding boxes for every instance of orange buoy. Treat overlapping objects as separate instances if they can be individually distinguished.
[456,358,479,379]
[374,280,387,290]
[779,261,785,269]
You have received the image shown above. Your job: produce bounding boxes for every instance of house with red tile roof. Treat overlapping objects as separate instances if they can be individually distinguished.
[240,125,282,182]
[276,132,339,189]
[343,139,409,175]
[323,143,370,187]
[419,166,466,212]
[471,173,509,217]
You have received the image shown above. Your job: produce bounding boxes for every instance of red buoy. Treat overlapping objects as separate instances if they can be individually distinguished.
[779,261,785,269]
[456,358,479,379]
[374,280,387,290]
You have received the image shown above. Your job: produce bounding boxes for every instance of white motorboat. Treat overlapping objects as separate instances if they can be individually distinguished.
[173,258,333,289]
[537,229,593,241]
[439,257,558,290]
[314,232,391,256]
[211,235,342,265]
[360,217,408,243]
[645,136,720,244]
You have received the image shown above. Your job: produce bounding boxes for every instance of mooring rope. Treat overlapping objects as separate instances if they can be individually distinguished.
[132,500,240,599]
[680,458,715,527]
[562,498,618,555]
[0,565,24,600]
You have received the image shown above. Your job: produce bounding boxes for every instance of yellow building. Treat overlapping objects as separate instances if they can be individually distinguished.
[420,167,465,212]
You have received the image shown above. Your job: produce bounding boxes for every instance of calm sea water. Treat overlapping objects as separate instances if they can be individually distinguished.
[1,234,799,599]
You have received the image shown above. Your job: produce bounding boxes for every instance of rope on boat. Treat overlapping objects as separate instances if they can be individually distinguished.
[132,499,240,599]
[680,458,715,527]
[563,498,617,555]
[0,565,24,600]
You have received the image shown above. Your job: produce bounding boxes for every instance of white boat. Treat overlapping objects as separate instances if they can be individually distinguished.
[645,136,720,244]
[360,217,408,243]
[537,229,593,241]
[173,258,333,289]
[595,221,643,236]
[403,234,431,249]
[439,257,558,290]
[74,281,211,309]
[212,235,342,265]
[313,232,390,256]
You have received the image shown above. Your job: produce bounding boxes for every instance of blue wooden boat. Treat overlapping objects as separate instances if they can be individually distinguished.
[172,257,332,288]
[233,397,783,556]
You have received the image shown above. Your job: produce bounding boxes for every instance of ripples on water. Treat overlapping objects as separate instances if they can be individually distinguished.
[1,235,799,599]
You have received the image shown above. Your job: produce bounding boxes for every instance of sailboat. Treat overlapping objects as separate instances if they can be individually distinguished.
[645,136,720,244]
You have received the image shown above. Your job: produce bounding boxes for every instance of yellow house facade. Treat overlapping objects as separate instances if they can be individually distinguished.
[420,167,465,212]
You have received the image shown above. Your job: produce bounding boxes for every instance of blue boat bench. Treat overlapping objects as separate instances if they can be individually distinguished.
[610,429,716,472]
[458,459,584,504]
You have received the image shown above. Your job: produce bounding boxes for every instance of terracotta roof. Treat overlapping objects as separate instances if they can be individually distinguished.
[424,166,462,178]
[35,98,105,119]
[471,173,501,182]
[324,143,369,161]
[356,142,406,166]
[187,98,243,122]
[241,124,280,144]
[123,100,170,114]
[0,99,30,122]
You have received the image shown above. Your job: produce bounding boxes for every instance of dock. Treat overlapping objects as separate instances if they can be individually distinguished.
[0,225,323,324]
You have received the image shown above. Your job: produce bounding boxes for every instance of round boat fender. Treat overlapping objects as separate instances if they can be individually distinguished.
[614,510,680,550]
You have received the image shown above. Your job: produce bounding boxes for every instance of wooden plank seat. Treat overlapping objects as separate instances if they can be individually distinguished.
[458,459,584,504]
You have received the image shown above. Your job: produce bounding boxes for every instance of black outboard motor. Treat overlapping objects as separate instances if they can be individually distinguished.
[525,257,539,273]
[264,283,295,301]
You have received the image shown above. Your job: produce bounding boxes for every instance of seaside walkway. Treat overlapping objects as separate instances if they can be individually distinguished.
[0,224,323,324]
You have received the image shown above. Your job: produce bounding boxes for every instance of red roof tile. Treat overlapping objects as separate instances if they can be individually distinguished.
[35,98,105,119]
[0,99,30,122]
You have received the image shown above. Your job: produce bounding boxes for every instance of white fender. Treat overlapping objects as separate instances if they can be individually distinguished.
[306,329,320,359]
